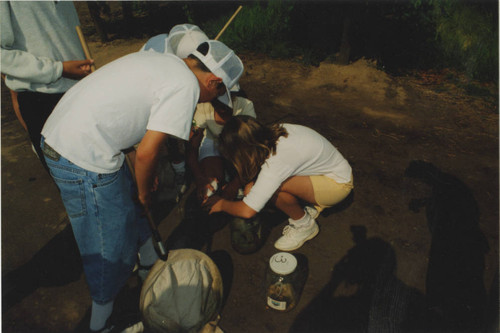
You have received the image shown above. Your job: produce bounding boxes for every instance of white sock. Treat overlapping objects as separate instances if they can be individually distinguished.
[90,300,114,331]
[171,161,185,174]
[139,237,159,267]
[288,211,312,228]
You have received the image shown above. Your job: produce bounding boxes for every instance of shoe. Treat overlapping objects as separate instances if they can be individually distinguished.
[304,205,322,219]
[93,324,116,333]
[75,308,118,333]
[274,221,319,251]
[90,318,117,333]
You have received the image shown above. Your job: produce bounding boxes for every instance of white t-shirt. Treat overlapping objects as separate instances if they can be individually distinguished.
[243,124,352,212]
[193,96,256,141]
[42,52,199,173]
[1,1,85,93]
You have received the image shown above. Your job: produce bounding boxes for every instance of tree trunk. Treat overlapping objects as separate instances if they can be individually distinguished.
[121,1,134,36]
[338,16,351,65]
[87,2,108,43]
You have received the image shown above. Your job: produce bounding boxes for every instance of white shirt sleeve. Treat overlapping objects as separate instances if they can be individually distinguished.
[148,81,199,141]
[243,157,295,212]
[0,2,62,84]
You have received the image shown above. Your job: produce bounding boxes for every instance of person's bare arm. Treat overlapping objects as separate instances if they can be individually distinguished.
[125,149,136,169]
[203,195,257,219]
[135,130,168,210]
[186,127,204,181]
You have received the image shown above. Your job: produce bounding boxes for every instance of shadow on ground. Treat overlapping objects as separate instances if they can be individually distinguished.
[290,160,497,333]
[2,223,82,313]
[290,225,427,332]
[405,160,492,332]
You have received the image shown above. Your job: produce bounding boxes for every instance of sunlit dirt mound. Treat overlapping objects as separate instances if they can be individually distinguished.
[301,59,408,105]
[243,56,413,128]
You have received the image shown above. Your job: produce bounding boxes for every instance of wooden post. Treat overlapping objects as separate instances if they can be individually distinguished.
[215,5,243,40]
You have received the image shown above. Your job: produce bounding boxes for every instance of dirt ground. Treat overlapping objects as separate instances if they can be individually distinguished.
[2,21,499,333]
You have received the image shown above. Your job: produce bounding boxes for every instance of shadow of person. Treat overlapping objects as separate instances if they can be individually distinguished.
[405,160,490,332]
[2,223,83,312]
[290,225,426,333]
[207,250,234,309]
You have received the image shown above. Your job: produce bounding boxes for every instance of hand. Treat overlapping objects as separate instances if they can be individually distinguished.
[151,175,159,192]
[189,127,204,148]
[202,194,223,214]
[138,191,152,212]
[62,59,94,79]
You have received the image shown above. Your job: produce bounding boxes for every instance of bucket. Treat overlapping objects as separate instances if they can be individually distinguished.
[229,215,262,254]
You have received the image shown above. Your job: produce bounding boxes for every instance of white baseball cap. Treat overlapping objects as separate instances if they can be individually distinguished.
[191,40,244,108]
[140,33,170,53]
[168,24,209,58]
[140,24,209,59]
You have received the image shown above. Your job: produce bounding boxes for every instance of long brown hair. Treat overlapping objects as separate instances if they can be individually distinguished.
[218,116,288,183]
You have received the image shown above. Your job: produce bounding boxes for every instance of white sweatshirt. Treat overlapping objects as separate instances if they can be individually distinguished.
[0,1,85,93]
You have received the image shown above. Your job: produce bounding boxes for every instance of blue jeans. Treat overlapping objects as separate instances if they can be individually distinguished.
[41,137,151,304]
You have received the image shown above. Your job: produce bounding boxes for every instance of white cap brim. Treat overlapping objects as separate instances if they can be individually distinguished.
[217,85,232,109]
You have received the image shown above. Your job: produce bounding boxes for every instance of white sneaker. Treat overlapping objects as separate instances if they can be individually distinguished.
[274,221,319,251]
[305,205,319,219]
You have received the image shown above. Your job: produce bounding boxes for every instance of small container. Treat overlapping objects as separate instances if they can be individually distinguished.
[230,215,262,254]
[265,252,306,312]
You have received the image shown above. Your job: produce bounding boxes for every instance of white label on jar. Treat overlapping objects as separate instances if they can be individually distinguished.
[267,297,287,310]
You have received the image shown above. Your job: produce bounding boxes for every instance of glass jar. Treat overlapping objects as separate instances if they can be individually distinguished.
[265,252,307,312]
[229,215,262,254]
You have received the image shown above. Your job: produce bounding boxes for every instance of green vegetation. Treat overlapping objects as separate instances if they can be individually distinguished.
[85,0,498,82]
[200,1,295,58]
[430,0,498,81]
[199,0,497,81]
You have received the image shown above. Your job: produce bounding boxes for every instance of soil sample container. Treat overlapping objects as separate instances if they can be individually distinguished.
[265,252,307,312]
[230,215,262,254]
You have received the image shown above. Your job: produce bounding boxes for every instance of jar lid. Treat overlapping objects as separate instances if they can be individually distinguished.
[269,252,297,275]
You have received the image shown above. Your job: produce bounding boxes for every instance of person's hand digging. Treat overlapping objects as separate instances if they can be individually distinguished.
[202,194,223,214]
